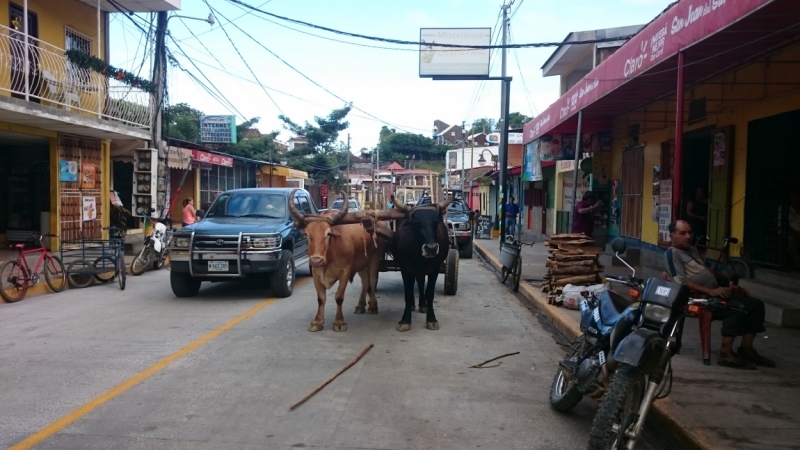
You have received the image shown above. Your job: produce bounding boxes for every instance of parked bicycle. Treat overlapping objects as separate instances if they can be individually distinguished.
[62,226,126,291]
[0,234,66,303]
[498,235,535,292]
[695,235,753,280]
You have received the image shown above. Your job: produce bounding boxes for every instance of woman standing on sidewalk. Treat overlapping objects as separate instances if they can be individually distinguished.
[182,198,196,227]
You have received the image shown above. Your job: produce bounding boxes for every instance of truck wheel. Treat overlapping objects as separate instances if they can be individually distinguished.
[460,241,473,259]
[270,250,295,298]
[443,248,459,295]
[170,270,201,297]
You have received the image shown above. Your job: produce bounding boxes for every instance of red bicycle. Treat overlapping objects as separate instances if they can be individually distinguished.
[0,234,67,302]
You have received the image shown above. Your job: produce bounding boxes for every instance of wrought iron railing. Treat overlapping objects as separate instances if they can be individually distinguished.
[0,24,153,130]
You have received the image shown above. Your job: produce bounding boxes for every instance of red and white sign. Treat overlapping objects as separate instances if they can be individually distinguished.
[524,0,769,143]
[192,150,233,167]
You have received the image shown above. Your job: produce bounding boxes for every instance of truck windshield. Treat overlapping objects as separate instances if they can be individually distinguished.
[331,200,359,210]
[206,192,287,218]
[448,201,467,213]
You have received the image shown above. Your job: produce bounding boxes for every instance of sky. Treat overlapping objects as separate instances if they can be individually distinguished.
[109,0,675,156]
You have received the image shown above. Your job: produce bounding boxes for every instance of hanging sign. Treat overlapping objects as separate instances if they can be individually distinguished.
[82,196,97,221]
[81,163,96,189]
[60,160,78,182]
[199,115,237,144]
[191,150,233,167]
[658,179,673,242]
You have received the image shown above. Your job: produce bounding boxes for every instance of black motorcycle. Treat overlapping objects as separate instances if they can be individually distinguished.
[587,238,700,450]
[549,252,642,412]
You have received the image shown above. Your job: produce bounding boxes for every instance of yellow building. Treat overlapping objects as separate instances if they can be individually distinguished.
[0,0,178,250]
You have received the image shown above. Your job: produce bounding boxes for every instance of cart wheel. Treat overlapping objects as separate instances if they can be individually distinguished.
[93,256,116,283]
[500,265,510,283]
[67,260,94,288]
[444,248,459,295]
[512,256,522,292]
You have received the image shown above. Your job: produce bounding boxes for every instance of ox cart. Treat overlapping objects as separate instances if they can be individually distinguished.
[336,209,460,296]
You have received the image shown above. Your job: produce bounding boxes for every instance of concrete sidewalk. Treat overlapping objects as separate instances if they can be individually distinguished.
[474,238,800,450]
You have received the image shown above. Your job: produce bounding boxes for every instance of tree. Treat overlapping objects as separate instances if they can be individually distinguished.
[469,118,495,135]
[163,103,203,142]
[278,104,353,154]
[507,112,531,130]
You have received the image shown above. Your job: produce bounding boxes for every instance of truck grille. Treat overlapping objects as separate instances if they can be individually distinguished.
[193,235,240,251]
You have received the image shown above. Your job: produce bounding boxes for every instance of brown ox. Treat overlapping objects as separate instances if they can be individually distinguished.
[289,190,384,332]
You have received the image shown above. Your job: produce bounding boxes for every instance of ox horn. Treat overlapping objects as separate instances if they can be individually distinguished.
[288,189,306,228]
[391,195,410,215]
[437,193,455,214]
[331,190,349,225]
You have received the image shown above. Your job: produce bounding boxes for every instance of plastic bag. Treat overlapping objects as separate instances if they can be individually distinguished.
[560,282,611,310]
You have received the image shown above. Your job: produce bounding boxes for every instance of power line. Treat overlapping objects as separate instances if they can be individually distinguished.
[509,26,537,117]
[175,0,273,42]
[225,0,638,49]
[200,1,285,116]
[207,4,417,134]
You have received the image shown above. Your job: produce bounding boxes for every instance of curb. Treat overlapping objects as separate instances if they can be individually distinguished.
[473,240,716,450]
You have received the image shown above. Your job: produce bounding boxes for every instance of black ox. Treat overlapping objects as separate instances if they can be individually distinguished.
[390,194,454,332]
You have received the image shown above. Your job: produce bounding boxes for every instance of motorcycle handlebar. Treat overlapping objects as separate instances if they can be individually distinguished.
[605,274,627,281]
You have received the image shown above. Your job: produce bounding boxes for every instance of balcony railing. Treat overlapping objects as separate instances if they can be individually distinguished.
[0,24,153,130]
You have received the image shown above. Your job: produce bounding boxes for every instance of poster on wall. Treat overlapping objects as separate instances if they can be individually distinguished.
[559,134,577,161]
[82,196,96,221]
[652,195,660,222]
[597,133,612,152]
[658,179,673,242]
[713,132,726,167]
[539,135,554,161]
[524,141,543,182]
[562,178,590,210]
[81,163,96,189]
[609,179,621,237]
[60,160,78,182]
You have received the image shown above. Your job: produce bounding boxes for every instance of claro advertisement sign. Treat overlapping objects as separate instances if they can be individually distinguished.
[419,28,491,78]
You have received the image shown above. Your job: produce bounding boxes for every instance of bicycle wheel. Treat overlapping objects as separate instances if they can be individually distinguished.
[92,256,117,283]
[0,260,29,302]
[44,255,67,292]
[67,260,94,288]
[117,252,126,291]
[501,265,510,283]
[723,258,753,280]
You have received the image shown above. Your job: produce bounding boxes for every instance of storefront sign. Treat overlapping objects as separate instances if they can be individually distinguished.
[524,0,768,143]
[419,28,491,77]
[562,178,590,209]
[524,141,542,182]
[81,163,96,189]
[556,159,575,174]
[192,150,233,167]
[200,115,237,144]
[490,133,523,144]
[82,196,96,221]
[60,160,78,182]
[658,179,673,242]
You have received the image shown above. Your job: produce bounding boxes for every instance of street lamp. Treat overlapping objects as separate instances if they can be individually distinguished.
[477,149,498,170]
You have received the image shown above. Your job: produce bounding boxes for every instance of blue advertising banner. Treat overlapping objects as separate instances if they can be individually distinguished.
[200,115,237,144]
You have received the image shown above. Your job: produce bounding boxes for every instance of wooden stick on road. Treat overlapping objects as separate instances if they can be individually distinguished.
[469,351,520,369]
[289,343,374,411]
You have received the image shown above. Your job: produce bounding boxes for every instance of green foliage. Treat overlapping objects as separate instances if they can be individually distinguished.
[508,112,532,130]
[65,49,156,93]
[470,118,496,134]
[376,130,446,165]
[163,103,203,142]
[279,104,352,154]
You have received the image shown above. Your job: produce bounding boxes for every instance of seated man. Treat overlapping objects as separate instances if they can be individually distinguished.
[664,220,774,369]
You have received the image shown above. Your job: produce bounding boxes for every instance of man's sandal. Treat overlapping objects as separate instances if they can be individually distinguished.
[717,354,757,370]
[738,347,776,367]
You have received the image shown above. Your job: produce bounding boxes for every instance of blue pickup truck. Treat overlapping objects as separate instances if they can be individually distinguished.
[168,188,316,298]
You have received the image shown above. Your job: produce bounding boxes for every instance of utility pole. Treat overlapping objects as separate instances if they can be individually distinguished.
[347,133,351,197]
[152,11,168,218]
[461,121,466,200]
[497,2,510,245]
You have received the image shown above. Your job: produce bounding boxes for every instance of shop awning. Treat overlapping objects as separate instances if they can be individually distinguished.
[523,0,800,142]
[261,165,309,179]
[166,147,193,169]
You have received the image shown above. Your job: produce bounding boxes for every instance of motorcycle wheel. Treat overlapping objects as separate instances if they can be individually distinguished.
[549,335,588,412]
[131,246,152,276]
[587,365,645,450]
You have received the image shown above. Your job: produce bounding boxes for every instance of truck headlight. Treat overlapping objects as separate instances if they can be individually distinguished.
[643,303,670,323]
[243,234,281,249]
[174,237,190,248]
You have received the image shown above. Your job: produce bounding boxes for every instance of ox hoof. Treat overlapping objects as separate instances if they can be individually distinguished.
[333,322,348,332]
[354,306,366,314]
[418,306,428,314]
[308,323,324,332]
[396,323,411,332]
[426,321,440,330]
[368,307,378,314]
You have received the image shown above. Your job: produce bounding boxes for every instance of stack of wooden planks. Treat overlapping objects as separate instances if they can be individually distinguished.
[542,233,604,305]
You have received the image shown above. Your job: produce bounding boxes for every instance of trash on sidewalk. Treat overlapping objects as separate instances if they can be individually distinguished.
[560,282,611,310]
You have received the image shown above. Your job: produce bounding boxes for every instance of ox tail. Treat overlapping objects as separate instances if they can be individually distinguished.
[349,273,356,284]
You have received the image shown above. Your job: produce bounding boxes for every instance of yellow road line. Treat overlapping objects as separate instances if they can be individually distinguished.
[10,277,308,450]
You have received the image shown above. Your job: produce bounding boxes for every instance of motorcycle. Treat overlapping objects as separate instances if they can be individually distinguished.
[587,238,701,450]
[549,254,642,412]
[131,212,173,276]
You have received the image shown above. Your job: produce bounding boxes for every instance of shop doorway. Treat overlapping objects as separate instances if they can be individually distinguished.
[682,129,711,237]
[621,145,644,239]
[0,132,50,244]
[113,161,136,229]
[745,109,800,270]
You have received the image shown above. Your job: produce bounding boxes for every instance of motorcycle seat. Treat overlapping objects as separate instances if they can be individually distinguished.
[598,289,633,327]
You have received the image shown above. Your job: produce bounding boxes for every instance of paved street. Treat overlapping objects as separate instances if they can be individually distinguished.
[1,257,670,450]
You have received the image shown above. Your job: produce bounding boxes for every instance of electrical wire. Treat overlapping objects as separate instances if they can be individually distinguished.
[509,25,537,117]
[225,0,638,49]
[205,4,418,135]
[175,0,273,42]
[201,1,285,116]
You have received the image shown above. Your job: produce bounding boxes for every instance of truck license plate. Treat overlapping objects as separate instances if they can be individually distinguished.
[208,261,229,272]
